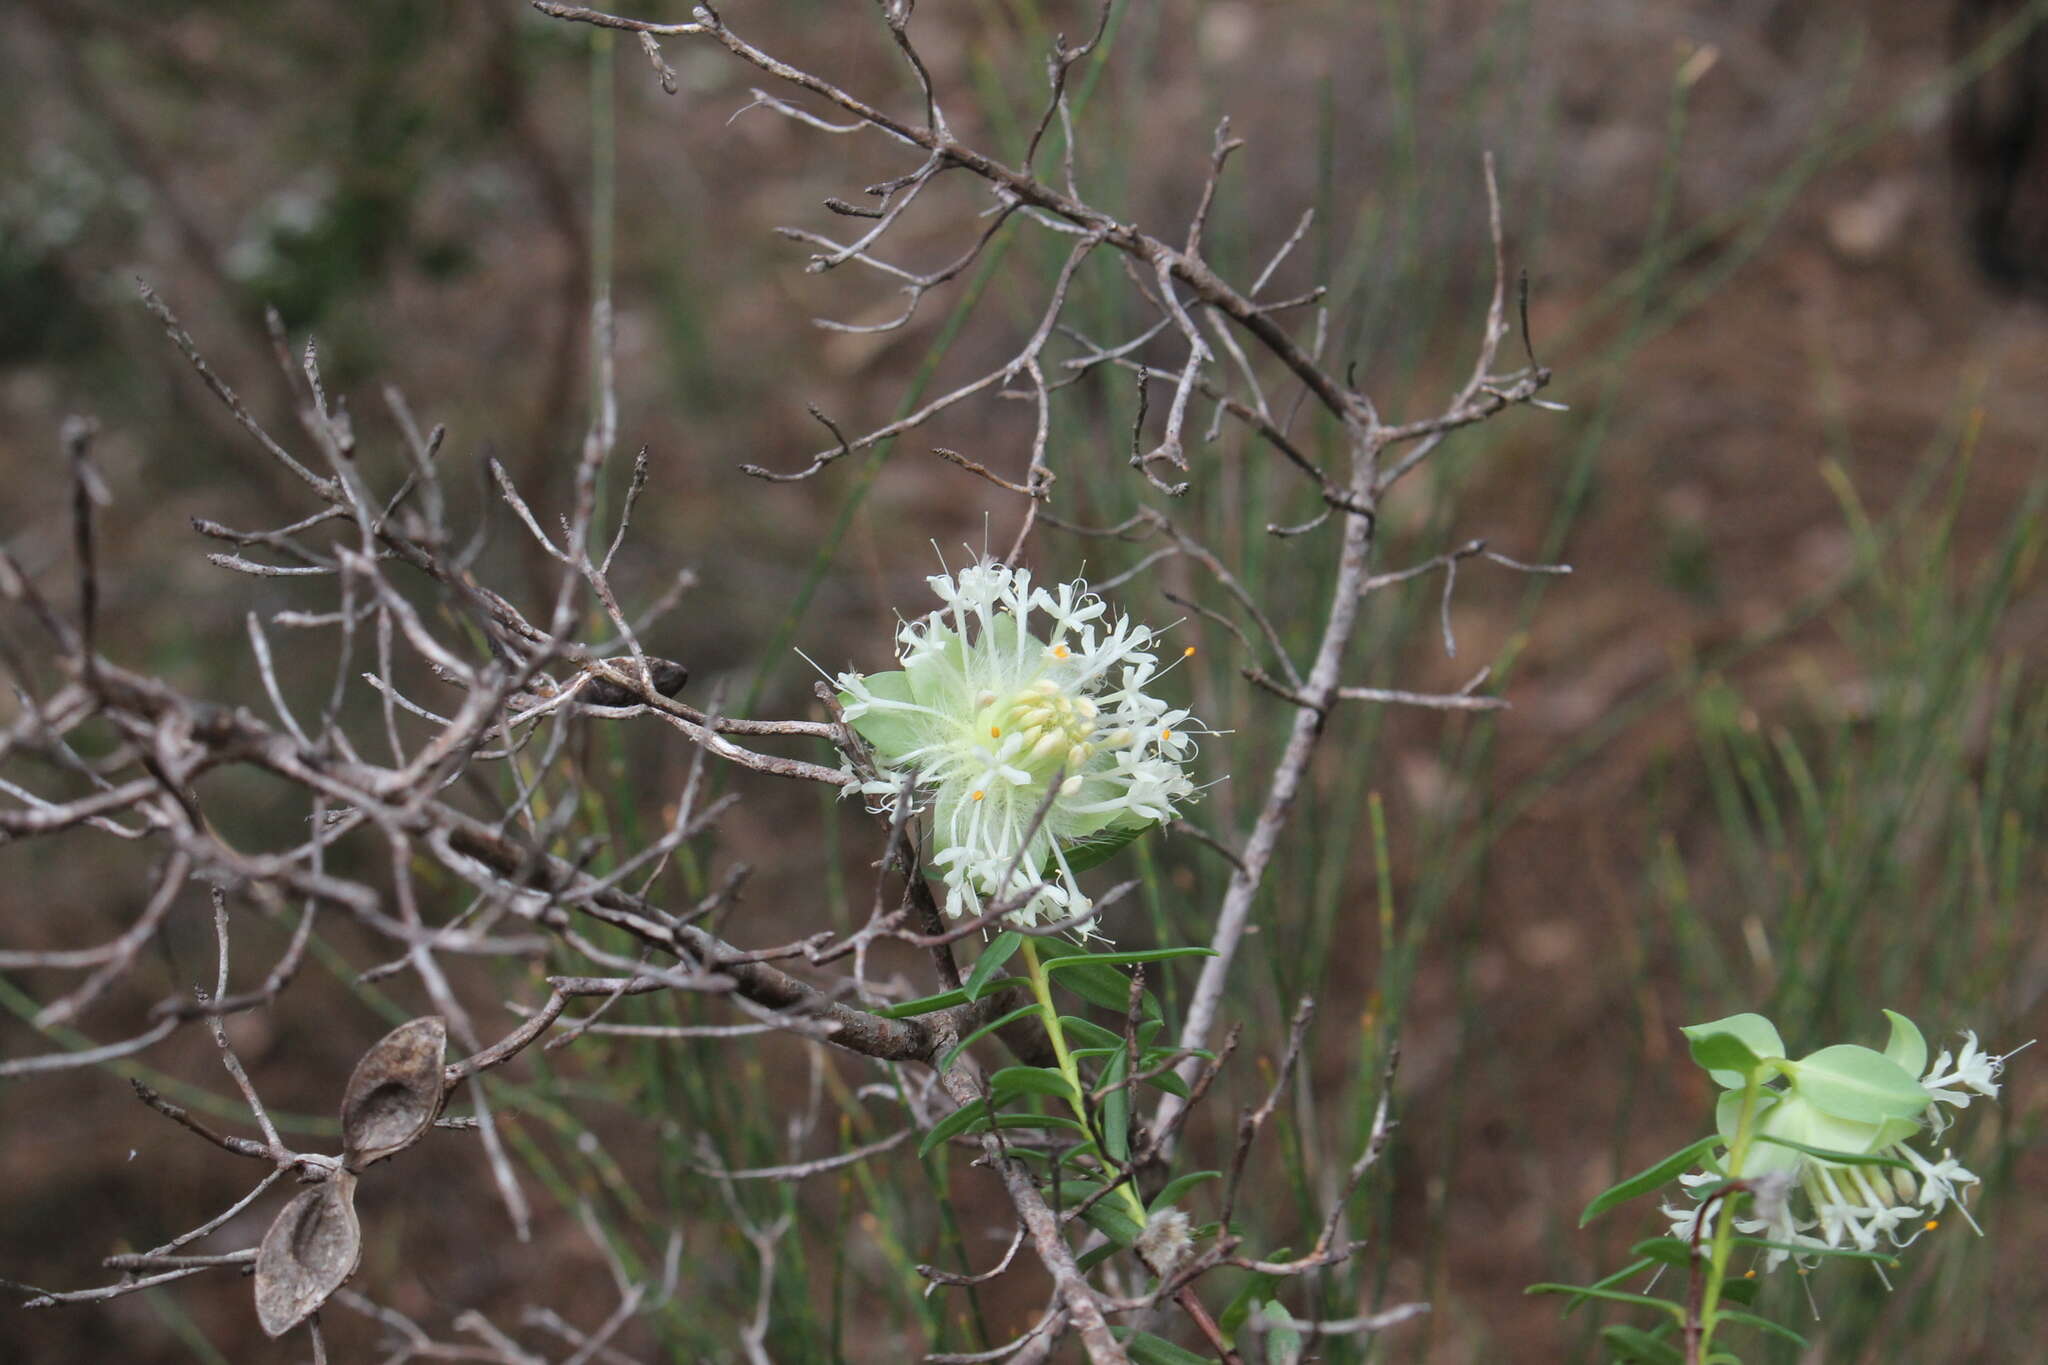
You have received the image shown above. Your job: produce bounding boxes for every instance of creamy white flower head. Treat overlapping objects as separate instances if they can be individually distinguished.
[835,557,1202,927]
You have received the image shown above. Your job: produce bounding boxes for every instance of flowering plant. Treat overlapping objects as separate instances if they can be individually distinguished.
[1535,1009,2023,1363]
[1661,1011,2010,1271]
[835,557,1200,928]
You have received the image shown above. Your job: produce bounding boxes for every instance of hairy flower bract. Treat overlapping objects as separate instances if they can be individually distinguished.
[835,557,1200,927]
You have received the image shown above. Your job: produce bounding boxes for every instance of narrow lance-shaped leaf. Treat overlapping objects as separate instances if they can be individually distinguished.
[964,932,1023,1003]
[1580,1135,1723,1226]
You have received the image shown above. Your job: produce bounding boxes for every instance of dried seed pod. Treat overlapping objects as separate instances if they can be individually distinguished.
[339,1015,447,1169]
[253,1170,360,1338]
[581,657,689,708]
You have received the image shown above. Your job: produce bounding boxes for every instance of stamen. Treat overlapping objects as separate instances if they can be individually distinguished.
[1183,646,1196,657]
[970,790,985,801]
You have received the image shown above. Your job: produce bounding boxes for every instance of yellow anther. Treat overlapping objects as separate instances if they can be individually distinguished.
[970,790,985,801]
[1924,1219,1939,1231]
[1052,644,1070,659]
[1161,728,1174,740]
[1184,646,1196,657]
[1743,1269,1756,1279]
[991,726,1001,738]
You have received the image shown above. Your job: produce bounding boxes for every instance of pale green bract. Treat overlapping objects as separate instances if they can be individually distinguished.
[834,557,1201,928]
[1662,1011,2019,1272]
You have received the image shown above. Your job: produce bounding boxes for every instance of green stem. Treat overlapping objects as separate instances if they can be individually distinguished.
[1696,1071,1763,1358]
[1018,938,1151,1232]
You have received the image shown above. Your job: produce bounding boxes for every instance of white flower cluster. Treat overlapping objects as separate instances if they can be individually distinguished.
[835,557,1200,927]
[1662,1031,2015,1272]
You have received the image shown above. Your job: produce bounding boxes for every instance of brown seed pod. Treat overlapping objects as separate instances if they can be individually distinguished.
[253,1170,361,1338]
[581,657,689,708]
[338,1015,447,1170]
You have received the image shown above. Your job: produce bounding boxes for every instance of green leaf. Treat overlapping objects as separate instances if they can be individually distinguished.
[1111,1329,1214,1365]
[1599,1325,1684,1365]
[1057,962,1153,1016]
[919,1100,995,1158]
[1218,1254,1288,1340]
[1580,1135,1723,1226]
[1716,1308,1809,1348]
[839,670,922,761]
[1681,1014,1785,1088]
[1525,1284,1685,1318]
[1052,819,1154,876]
[986,1114,1086,1138]
[1078,1194,1143,1247]
[1788,1045,1929,1124]
[1141,1067,1190,1099]
[1101,1048,1131,1163]
[918,1104,1085,1158]
[1627,1238,1698,1268]
[988,1065,1078,1105]
[1548,1258,1660,1316]
[1881,1009,1927,1079]
[1031,942,1211,1017]
[1149,1170,1221,1212]
[1075,1239,1120,1274]
[965,933,1023,1003]
[1059,1016,1125,1049]
[937,1003,1043,1072]
[879,979,1025,1018]
[1041,947,1220,970]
